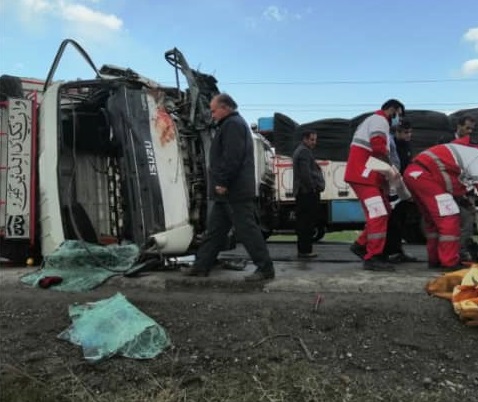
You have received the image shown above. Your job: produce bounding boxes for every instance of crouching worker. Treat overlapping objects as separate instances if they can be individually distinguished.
[403,134,478,270]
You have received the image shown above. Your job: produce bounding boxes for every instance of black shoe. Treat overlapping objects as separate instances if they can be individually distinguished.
[428,262,468,271]
[460,249,473,263]
[216,259,247,271]
[467,241,478,262]
[363,257,395,271]
[298,252,318,259]
[350,242,366,260]
[245,270,275,282]
[388,252,418,263]
[181,267,209,277]
[428,262,442,270]
[440,264,469,271]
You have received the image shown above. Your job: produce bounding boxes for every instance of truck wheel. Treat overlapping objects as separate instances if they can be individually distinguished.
[313,225,326,242]
[0,238,30,264]
[261,229,272,240]
[0,75,23,100]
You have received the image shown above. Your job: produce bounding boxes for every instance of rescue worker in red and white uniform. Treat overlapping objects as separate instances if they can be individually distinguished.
[344,99,405,271]
[403,134,478,269]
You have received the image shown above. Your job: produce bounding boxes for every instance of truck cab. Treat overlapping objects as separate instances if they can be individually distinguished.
[1,39,274,263]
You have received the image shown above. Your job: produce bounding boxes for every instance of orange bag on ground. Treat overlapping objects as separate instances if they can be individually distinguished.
[425,265,478,327]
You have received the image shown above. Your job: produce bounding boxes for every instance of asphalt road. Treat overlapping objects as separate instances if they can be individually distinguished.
[1,241,438,295]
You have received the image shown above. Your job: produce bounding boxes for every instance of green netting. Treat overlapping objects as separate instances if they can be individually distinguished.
[21,240,139,292]
[58,293,170,362]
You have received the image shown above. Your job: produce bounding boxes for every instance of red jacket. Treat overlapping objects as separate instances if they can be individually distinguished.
[344,110,390,186]
[412,141,478,196]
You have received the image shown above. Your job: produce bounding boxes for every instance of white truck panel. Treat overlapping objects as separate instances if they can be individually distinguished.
[0,98,33,239]
[38,83,65,256]
[273,155,357,202]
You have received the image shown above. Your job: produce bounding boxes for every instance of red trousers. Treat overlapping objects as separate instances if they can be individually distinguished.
[351,183,390,260]
[403,164,460,267]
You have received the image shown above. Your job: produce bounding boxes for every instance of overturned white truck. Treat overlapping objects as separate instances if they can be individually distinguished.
[0,39,274,263]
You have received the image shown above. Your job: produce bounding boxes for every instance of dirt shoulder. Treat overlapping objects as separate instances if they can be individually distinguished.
[1,280,477,402]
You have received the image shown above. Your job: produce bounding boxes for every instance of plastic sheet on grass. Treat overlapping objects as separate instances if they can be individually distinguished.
[58,293,170,362]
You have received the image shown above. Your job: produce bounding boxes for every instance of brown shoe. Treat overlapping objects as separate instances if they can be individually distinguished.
[181,267,209,277]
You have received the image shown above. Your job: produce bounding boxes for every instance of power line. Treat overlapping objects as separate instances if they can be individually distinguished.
[242,106,476,112]
[241,102,477,107]
[221,78,478,85]
[162,77,478,87]
[242,109,469,113]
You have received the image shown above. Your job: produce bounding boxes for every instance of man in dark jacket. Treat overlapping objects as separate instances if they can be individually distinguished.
[292,130,325,258]
[182,93,275,281]
[383,119,418,262]
[394,119,413,174]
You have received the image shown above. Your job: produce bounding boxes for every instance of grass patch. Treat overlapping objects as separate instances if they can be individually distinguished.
[0,366,68,402]
[323,230,360,243]
[1,361,466,402]
[269,230,358,243]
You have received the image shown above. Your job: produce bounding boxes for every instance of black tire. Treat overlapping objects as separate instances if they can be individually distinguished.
[0,238,30,263]
[313,224,326,242]
[261,229,273,240]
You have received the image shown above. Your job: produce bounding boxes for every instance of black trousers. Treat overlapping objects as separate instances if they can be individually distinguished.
[194,200,273,273]
[295,192,320,254]
[383,200,408,256]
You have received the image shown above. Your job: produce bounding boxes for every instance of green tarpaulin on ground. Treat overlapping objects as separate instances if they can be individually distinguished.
[58,293,171,362]
[21,240,139,292]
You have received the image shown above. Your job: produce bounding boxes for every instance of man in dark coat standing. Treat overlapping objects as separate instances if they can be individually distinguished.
[383,118,418,262]
[292,130,325,258]
[183,93,275,281]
